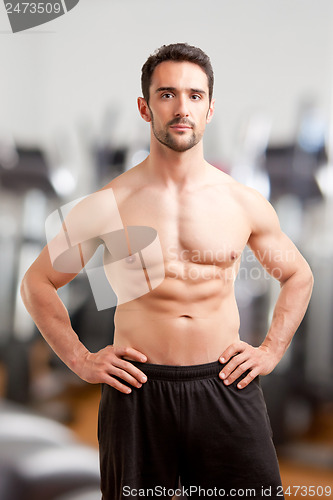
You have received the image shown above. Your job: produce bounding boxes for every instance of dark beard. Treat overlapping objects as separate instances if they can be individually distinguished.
[149,110,201,153]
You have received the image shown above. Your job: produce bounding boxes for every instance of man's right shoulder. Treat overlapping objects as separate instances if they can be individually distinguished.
[101,163,145,201]
[63,176,132,239]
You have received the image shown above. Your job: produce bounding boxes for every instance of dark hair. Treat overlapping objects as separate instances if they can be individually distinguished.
[141,43,214,104]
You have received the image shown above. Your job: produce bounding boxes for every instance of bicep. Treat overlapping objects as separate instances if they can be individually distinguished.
[246,194,305,283]
[28,232,102,291]
[27,186,120,289]
[248,229,303,283]
[25,245,78,290]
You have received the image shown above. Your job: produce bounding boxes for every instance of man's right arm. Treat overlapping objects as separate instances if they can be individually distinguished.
[20,241,148,394]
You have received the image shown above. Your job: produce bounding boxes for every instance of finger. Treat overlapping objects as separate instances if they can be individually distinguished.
[236,369,259,390]
[219,354,248,381]
[219,341,244,364]
[114,346,147,363]
[105,375,133,394]
[113,358,148,384]
[109,363,147,387]
[222,362,251,385]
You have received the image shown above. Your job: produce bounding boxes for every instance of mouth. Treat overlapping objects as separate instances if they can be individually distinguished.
[170,125,192,131]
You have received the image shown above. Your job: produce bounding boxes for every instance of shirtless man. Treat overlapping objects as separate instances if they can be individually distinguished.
[21,44,313,499]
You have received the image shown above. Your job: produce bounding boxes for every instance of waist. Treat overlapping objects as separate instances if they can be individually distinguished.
[114,318,239,366]
[129,360,226,381]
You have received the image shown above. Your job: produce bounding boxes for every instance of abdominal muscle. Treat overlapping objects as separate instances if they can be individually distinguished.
[113,271,240,366]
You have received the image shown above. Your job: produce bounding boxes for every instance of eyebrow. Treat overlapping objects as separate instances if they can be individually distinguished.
[155,86,207,95]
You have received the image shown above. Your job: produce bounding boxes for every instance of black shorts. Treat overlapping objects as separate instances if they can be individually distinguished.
[98,360,284,499]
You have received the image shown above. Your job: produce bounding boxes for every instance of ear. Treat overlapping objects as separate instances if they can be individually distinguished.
[137,97,151,123]
[206,98,215,124]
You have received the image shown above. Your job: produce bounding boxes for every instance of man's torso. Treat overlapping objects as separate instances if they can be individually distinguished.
[101,162,253,365]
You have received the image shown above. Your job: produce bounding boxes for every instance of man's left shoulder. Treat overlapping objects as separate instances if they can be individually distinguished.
[206,164,239,192]
[207,166,273,211]
[226,182,280,235]
[231,181,270,209]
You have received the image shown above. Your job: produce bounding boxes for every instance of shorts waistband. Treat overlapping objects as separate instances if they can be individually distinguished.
[130,360,224,381]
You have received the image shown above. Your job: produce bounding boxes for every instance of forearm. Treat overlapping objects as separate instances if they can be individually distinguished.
[20,271,89,376]
[21,270,148,391]
[261,264,314,362]
[219,264,313,389]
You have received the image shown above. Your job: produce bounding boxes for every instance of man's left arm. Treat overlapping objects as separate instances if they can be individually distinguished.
[219,191,314,389]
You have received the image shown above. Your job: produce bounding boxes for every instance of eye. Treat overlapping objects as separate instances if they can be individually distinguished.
[191,94,202,100]
[161,93,174,99]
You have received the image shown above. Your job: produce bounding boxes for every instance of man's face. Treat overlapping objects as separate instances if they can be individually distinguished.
[146,61,214,153]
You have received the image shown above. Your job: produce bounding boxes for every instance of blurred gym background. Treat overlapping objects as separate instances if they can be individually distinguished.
[0,0,333,499]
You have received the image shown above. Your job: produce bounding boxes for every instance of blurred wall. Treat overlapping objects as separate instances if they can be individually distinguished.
[0,0,332,168]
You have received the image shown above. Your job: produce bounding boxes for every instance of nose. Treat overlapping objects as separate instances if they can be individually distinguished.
[175,94,189,118]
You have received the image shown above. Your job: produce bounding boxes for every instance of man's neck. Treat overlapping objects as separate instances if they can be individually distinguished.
[145,138,208,191]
